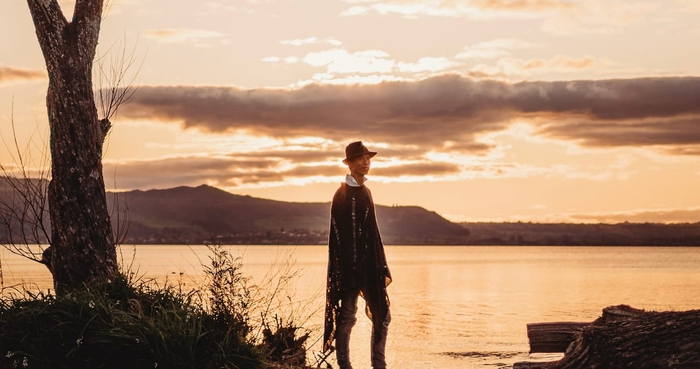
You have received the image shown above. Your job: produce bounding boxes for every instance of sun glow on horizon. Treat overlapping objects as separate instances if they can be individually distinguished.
[2,0,700,223]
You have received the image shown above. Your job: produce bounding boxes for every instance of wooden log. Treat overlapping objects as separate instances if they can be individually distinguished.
[513,361,558,369]
[598,304,646,323]
[527,321,590,353]
[546,305,700,369]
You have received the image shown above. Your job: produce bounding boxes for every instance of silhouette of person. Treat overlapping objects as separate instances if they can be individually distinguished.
[323,141,392,369]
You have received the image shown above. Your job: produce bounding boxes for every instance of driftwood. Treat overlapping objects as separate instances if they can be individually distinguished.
[515,305,700,369]
[527,321,590,353]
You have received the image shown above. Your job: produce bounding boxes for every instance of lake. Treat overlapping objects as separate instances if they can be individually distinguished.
[2,245,700,368]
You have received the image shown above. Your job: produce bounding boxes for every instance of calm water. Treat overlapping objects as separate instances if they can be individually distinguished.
[3,245,700,368]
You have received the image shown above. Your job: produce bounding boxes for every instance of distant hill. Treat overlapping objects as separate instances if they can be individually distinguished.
[3,178,700,246]
[459,221,700,246]
[107,185,471,245]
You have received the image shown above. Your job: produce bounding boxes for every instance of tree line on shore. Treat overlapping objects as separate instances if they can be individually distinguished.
[107,186,700,246]
[4,182,699,246]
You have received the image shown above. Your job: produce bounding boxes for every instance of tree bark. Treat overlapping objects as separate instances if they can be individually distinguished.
[527,322,590,353]
[546,305,700,369]
[27,0,117,293]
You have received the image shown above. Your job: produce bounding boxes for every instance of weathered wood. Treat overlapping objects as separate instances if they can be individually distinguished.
[527,321,590,353]
[522,305,700,369]
[513,361,557,369]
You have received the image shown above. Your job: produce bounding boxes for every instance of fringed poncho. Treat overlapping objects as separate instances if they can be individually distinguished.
[323,181,392,353]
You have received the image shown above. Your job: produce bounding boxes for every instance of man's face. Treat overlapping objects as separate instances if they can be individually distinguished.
[348,154,372,177]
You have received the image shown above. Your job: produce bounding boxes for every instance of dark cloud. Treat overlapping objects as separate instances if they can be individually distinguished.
[663,145,700,156]
[0,65,46,83]
[120,75,514,150]
[372,162,461,177]
[104,156,279,189]
[537,117,700,148]
[512,78,700,119]
[120,74,700,155]
[104,153,460,190]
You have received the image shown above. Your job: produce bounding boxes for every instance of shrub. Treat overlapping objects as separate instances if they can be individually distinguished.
[0,245,315,369]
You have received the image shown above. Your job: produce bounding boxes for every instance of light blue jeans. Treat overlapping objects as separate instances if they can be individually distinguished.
[336,290,391,369]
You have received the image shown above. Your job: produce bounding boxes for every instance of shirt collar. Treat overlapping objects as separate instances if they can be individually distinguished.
[345,174,366,187]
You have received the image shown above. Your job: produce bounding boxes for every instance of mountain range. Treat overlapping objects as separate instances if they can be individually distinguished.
[107,185,471,245]
[109,185,700,246]
[3,179,700,246]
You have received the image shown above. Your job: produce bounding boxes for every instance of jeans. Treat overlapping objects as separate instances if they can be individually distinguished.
[336,289,391,369]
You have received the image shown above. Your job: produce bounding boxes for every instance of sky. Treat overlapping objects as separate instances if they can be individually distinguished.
[1,0,700,223]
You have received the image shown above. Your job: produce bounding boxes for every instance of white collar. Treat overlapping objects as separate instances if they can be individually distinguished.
[345,174,366,187]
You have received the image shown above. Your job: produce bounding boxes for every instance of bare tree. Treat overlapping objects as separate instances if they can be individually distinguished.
[26,0,117,293]
[0,114,51,263]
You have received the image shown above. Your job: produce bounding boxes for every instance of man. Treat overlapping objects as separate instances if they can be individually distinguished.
[324,141,392,369]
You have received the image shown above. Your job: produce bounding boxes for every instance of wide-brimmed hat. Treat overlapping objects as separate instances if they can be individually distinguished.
[343,141,377,163]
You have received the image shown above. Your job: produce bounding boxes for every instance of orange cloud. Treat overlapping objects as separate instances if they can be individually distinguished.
[144,28,224,44]
[0,65,46,84]
[521,55,596,70]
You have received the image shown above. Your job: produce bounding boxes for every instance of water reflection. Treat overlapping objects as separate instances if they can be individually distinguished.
[2,245,700,368]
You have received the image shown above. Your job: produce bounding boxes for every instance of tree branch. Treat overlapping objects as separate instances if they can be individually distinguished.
[26,0,68,64]
[73,0,104,61]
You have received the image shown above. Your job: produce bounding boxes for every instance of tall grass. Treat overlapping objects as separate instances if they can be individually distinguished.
[202,245,317,368]
[0,245,318,369]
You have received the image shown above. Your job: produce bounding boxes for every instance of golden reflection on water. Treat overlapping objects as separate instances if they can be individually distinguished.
[3,245,700,368]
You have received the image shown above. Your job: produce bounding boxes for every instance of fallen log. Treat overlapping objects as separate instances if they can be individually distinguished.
[527,321,589,353]
[513,362,556,369]
[515,305,700,369]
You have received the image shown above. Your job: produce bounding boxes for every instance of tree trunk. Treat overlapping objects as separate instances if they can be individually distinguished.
[27,0,117,293]
[546,305,700,369]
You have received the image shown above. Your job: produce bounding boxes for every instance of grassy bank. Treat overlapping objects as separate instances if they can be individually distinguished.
[0,246,318,369]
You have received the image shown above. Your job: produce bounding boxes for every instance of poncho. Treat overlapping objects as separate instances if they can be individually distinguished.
[323,182,392,352]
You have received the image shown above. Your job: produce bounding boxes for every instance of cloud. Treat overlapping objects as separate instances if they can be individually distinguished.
[339,0,682,36]
[371,162,461,177]
[104,152,459,190]
[340,6,370,16]
[273,46,465,82]
[471,0,574,12]
[520,55,596,71]
[454,40,602,79]
[455,38,543,60]
[466,55,609,82]
[567,207,700,224]
[281,37,342,46]
[528,78,700,148]
[119,75,700,156]
[397,57,457,73]
[201,2,259,15]
[303,49,395,74]
[144,28,224,44]
[119,75,511,151]
[0,65,46,84]
[262,56,299,64]
[268,41,592,84]
[339,0,573,19]
[538,117,700,148]
[541,1,660,35]
[106,156,251,189]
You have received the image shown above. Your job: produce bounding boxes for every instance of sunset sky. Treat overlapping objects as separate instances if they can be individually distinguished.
[1,0,700,223]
